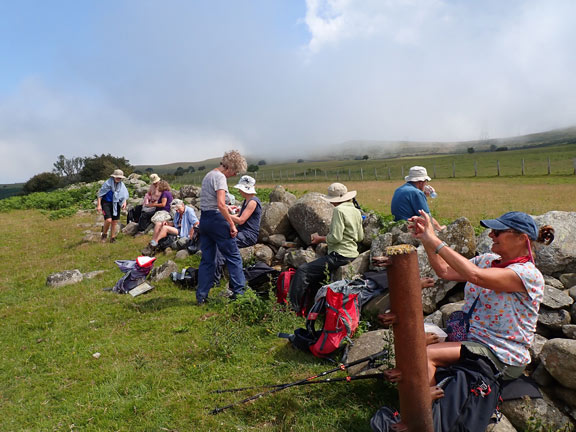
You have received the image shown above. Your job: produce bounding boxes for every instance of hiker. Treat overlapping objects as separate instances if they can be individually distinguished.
[145,180,173,213]
[289,183,364,315]
[390,166,445,231]
[96,169,129,243]
[408,210,554,389]
[196,150,248,305]
[136,173,163,232]
[214,175,262,283]
[149,199,199,248]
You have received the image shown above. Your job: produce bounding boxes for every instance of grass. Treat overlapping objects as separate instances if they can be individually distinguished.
[0,210,396,431]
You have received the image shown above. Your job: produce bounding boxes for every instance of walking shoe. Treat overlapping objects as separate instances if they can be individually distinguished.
[109,237,116,243]
[150,240,158,247]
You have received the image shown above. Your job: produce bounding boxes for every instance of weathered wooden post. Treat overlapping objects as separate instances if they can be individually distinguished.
[374,168,378,180]
[497,160,500,176]
[361,168,364,180]
[388,167,391,180]
[474,160,478,177]
[433,164,436,179]
[548,157,551,175]
[348,168,351,181]
[452,161,456,178]
[386,244,433,432]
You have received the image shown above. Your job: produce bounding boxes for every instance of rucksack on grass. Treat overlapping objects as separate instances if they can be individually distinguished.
[276,268,295,305]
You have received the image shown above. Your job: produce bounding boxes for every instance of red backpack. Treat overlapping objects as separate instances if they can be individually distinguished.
[276,268,296,305]
[307,280,362,358]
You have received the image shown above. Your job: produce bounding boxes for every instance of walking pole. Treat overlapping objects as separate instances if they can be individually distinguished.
[210,350,388,414]
[212,373,386,394]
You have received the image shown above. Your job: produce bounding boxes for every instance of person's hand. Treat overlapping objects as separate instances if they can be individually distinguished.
[426,332,440,345]
[372,256,391,267]
[96,205,103,215]
[230,223,238,238]
[121,202,127,210]
[420,277,435,289]
[310,233,321,244]
[408,210,436,242]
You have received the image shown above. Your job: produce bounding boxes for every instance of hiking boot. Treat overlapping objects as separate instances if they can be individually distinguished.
[150,239,158,247]
[101,233,108,243]
[109,237,116,243]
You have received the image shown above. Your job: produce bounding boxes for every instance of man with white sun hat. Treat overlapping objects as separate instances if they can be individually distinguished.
[391,166,444,231]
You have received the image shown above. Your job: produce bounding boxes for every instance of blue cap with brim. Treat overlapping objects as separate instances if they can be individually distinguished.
[480,211,538,240]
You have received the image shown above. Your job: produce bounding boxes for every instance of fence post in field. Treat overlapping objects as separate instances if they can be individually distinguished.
[315,169,317,179]
[388,167,391,180]
[522,159,525,176]
[348,168,351,181]
[360,168,364,180]
[474,160,478,177]
[401,166,405,179]
[548,157,551,175]
[336,170,340,181]
[497,160,500,176]
[386,245,434,432]
[374,168,378,180]
[573,158,576,175]
[433,164,436,179]
[452,161,456,178]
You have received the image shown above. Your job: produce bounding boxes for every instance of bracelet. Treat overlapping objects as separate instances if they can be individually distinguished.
[434,241,448,254]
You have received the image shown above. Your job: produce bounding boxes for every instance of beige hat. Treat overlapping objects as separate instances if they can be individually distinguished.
[324,183,357,203]
[149,173,161,184]
[110,169,126,179]
[404,166,431,182]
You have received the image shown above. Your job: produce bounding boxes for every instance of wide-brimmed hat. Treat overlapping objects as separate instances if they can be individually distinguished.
[234,175,257,194]
[405,166,431,182]
[324,183,357,203]
[110,169,126,179]
[170,199,185,209]
[480,211,538,240]
[149,173,161,184]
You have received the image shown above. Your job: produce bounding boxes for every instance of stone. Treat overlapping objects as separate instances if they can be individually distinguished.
[533,211,576,275]
[284,248,317,269]
[564,325,576,339]
[542,285,574,309]
[561,273,576,289]
[122,222,140,236]
[424,310,444,327]
[437,217,477,259]
[266,234,286,248]
[362,293,391,319]
[179,185,201,200]
[501,394,573,432]
[46,270,84,287]
[369,232,394,270]
[544,275,565,290]
[538,308,571,330]
[484,414,517,432]
[258,202,293,240]
[529,333,548,362]
[287,192,333,246]
[361,212,383,248]
[150,260,178,282]
[476,229,493,255]
[569,287,576,302]
[175,249,189,260]
[269,185,297,206]
[274,246,286,263]
[541,338,576,390]
[239,246,255,263]
[552,385,576,411]
[314,243,328,258]
[345,329,395,376]
[253,244,275,266]
[531,362,555,387]
[83,270,106,280]
[334,251,370,280]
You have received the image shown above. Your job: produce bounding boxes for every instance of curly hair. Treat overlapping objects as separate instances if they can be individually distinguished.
[221,150,247,174]
[157,180,171,192]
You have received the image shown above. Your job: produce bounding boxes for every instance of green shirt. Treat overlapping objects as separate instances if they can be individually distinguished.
[327,201,364,258]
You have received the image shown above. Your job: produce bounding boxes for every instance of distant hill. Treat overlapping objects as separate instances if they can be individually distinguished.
[0,183,24,200]
[134,126,576,172]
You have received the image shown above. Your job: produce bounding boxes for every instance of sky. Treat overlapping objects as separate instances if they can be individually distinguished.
[1,0,576,183]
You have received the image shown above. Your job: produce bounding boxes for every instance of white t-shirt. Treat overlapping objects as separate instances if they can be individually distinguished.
[201,169,228,211]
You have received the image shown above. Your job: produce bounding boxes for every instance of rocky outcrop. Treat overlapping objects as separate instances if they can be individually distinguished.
[287,193,334,247]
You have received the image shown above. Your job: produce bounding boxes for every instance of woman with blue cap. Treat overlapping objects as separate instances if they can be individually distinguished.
[409,210,554,388]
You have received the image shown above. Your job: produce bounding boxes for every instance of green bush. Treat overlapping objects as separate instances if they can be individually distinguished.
[22,172,61,194]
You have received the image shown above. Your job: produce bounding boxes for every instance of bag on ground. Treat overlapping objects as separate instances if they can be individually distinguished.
[171,267,198,289]
[276,268,295,304]
[244,261,280,293]
[112,256,156,294]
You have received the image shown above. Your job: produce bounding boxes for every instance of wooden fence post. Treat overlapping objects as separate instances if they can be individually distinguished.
[497,160,500,176]
[474,160,478,177]
[548,157,551,175]
[433,164,436,179]
[522,159,525,176]
[401,166,405,179]
[388,167,391,180]
[386,245,434,432]
[374,168,378,180]
[348,168,351,181]
[360,168,364,180]
[452,161,456,178]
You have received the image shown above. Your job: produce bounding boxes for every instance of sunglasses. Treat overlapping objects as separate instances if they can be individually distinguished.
[491,229,519,237]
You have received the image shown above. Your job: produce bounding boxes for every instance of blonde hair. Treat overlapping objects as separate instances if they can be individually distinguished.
[221,150,247,174]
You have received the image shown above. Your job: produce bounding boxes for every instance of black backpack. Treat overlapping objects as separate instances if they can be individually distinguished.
[431,346,502,432]
[170,267,198,290]
[243,261,279,293]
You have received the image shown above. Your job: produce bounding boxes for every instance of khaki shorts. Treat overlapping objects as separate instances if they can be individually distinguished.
[462,341,525,381]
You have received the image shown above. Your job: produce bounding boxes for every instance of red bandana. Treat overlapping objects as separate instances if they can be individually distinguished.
[491,255,531,268]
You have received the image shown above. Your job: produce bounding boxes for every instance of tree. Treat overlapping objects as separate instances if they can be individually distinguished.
[79,154,132,182]
[467,147,475,154]
[197,165,206,171]
[258,160,266,166]
[297,159,304,163]
[23,172,61,194]
[247,164,259,172]
[489,144,498,152]
[187,166,195,173]
[362,155,369,160]
[175,167,185,176]
[53,155,85,181]
[145,167,154,173]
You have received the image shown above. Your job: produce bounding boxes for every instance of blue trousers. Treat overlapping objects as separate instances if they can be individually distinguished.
[214,231,255,283]
[197,210,246,303]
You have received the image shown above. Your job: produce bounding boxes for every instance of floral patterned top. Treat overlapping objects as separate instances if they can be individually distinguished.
[464,253,544,366]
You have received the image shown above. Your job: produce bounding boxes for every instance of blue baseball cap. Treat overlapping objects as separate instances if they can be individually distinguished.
[480,211,538,240]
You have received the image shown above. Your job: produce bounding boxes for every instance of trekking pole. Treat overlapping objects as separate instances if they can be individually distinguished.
[210,350,388,415]
[212,373,387,394]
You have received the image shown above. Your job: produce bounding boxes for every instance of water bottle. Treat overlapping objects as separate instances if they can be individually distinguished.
[430,191,438,199]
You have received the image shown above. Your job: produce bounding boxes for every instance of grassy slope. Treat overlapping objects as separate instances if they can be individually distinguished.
[0,211,395,431]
